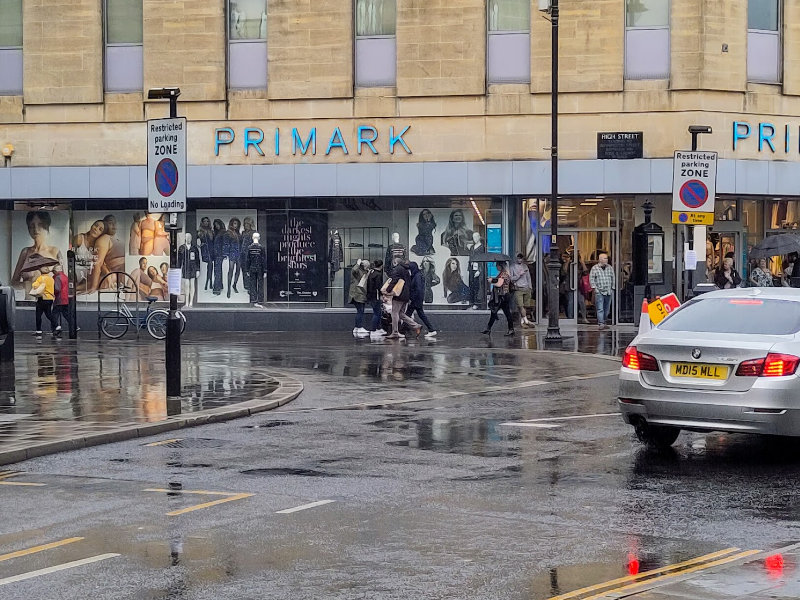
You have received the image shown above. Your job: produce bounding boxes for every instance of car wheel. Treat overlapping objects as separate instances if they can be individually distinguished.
[634,421,680,449]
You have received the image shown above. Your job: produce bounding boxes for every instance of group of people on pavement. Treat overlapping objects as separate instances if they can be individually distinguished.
[348,250,619,337]
[28,264,72,339]
[347,258,438,340]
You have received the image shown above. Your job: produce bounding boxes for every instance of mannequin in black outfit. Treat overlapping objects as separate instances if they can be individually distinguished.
[178,233,201,308]
[245,232,267,307]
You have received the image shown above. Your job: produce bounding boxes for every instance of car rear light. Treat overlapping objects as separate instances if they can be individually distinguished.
[622,346,659,371]
[736,353,800,377]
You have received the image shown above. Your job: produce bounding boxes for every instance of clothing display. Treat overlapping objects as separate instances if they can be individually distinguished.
[329,230,343,282]
[421,259,440,304]
[470,264,485,307]
[244,241,267,304]
[178,243,201,280]
[411,219,436,256]
[385,243,407,273]
[239,227,257,291]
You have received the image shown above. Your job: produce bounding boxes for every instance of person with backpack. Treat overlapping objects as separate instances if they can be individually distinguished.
[383,260,421,339]
[406,261,437,338]
[52,263,71,337]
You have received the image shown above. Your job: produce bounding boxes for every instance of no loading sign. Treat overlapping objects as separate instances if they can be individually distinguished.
[672,151,717,225]
[147,117,186,212]
[155,158,179,197]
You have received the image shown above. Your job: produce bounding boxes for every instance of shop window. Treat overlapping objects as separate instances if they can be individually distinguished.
[487,0,530,84]
[228,0,267,89]
[104,0,143,93]
[768,199,800,230]
[624,0,669,80]
[0,0,23,95]
[715,199,738,222]
[748,0,781,83]
[355,0,396,87]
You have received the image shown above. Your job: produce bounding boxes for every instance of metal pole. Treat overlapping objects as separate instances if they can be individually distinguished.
[545,0,562,342]
[685,133,699,299]
[165,95,181,398]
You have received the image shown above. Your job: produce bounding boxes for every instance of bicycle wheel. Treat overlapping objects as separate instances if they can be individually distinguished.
[146,310,169,340]
[99,311,129,339]
[176,311,187,334]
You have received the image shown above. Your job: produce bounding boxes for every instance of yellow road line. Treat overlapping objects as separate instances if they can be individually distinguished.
[547,547,741,600]
[143,488,237,496]
[0,472,20,480]
[581,549,762,600]
[166,493,254,516]
[0,482,46,487]
[144,438,182,447]
[0,537,84,563]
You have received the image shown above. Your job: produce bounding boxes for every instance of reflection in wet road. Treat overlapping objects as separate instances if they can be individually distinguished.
[2,330,799,599]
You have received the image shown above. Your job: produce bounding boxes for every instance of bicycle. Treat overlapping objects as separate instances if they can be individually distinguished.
[99,296,186,340]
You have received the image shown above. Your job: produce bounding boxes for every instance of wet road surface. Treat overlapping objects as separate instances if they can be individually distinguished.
[1,331,798,598]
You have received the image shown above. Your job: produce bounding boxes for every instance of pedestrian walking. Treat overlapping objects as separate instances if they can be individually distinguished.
[51,264,71,337]
[349,259,370,337]
[482,261,515,336]
[406,261,437,338]
[383,260,421,340]
[30,266,56,338]
[589,252,615,330]
[510,253,533,327]
[365,259,387,338]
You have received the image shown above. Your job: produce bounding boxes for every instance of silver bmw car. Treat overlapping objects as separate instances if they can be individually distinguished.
[619,288,800,448]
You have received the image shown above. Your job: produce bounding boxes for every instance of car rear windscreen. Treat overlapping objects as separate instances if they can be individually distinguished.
[658,298,800,335]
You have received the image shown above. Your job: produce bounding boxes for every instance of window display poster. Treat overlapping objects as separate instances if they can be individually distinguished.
[196,210,258,304]
[10,210,69,301]
[407,208,475,305]
[266,211,328,302]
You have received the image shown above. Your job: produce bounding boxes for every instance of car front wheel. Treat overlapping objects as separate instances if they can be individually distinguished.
[634,421,680,449]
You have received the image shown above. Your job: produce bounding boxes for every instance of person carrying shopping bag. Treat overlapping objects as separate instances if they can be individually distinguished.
[382,260,422,339]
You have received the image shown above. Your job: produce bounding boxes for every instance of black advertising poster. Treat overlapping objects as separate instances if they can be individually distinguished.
[597,132,644,159]
[266,211,328,302]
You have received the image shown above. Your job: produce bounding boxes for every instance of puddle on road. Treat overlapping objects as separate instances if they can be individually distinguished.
[376,416,521,458]
[241,467,337,477]
[241,420,295,429]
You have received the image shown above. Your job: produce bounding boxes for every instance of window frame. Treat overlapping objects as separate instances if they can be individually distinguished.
[747,0,782,84]
[226,0,268,90]
[354,0,397,88]
[0,0,23,95]
[103,0,143,93]
[624,0,671,80]
[486,0,531,85]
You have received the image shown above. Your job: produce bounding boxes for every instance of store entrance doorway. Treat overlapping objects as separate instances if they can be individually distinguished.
[705,223,744,286]
[537,229,617,326]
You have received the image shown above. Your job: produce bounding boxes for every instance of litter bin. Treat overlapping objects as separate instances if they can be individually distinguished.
[0,286,15,362]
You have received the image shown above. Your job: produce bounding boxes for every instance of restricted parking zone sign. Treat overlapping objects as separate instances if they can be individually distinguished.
[147,117,186,212]
[671,150,717,225]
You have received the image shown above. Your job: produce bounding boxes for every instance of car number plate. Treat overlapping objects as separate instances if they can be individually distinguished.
[670,363,729,380]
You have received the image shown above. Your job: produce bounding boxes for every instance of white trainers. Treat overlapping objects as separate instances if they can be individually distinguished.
[424,331,438,338]
[377,329,388,336]
[370,330,385,339]
[356,327,369,335]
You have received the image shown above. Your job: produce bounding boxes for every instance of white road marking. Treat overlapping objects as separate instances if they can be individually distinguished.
[500,422,561,429]
[0,553,120,586]
[514,412,619,423]
[276,500,335,514]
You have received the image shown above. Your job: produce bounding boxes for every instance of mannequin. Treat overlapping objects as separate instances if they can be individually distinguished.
[469,232,485,256]
[245,232,267,307]
[470,261,484,309]
[178,233,201,308]
[385,232,407,274]
[329,229,343,283]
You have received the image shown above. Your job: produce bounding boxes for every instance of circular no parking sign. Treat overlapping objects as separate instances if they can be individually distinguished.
[155,158,179,198]
[679,179,708,209]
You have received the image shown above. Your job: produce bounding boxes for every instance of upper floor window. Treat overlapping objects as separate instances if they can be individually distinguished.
[355,0,396,87]
[748,0,781,83]
[487,0,530,84]
[228,0,267,89]
[104,0,143,93]
[625,0,670,79]
[0,0,23,95]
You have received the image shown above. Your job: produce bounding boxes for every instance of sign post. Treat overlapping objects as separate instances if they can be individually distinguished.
[147,88,184,400]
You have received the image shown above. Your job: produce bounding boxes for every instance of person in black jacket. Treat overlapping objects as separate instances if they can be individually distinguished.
[365,259,386,336]
[406,261,437,337]
[385,260,421,339]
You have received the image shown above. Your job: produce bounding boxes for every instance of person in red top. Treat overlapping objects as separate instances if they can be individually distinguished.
[52,264,71,337]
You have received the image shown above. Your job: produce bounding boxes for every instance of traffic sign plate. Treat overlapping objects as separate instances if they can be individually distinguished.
[148,117,186,212]
[672,151,717,223]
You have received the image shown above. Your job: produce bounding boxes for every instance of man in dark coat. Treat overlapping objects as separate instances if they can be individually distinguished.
[406,262,437,337]
[385,261,421,339]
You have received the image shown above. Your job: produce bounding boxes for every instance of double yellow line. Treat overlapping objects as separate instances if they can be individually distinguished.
[548,547,761,600]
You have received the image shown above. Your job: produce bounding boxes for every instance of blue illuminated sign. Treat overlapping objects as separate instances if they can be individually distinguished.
[215,125,412,157]
[733,120,800,153]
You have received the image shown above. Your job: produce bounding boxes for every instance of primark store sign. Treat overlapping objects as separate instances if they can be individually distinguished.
[214,125,412,158]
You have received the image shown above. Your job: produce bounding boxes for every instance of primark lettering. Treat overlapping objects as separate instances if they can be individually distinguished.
[214,125,412,157]
[733,120,800,153]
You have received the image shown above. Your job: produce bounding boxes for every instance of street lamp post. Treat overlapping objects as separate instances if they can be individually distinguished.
[543,0,561,342]
[147,87,182,399]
